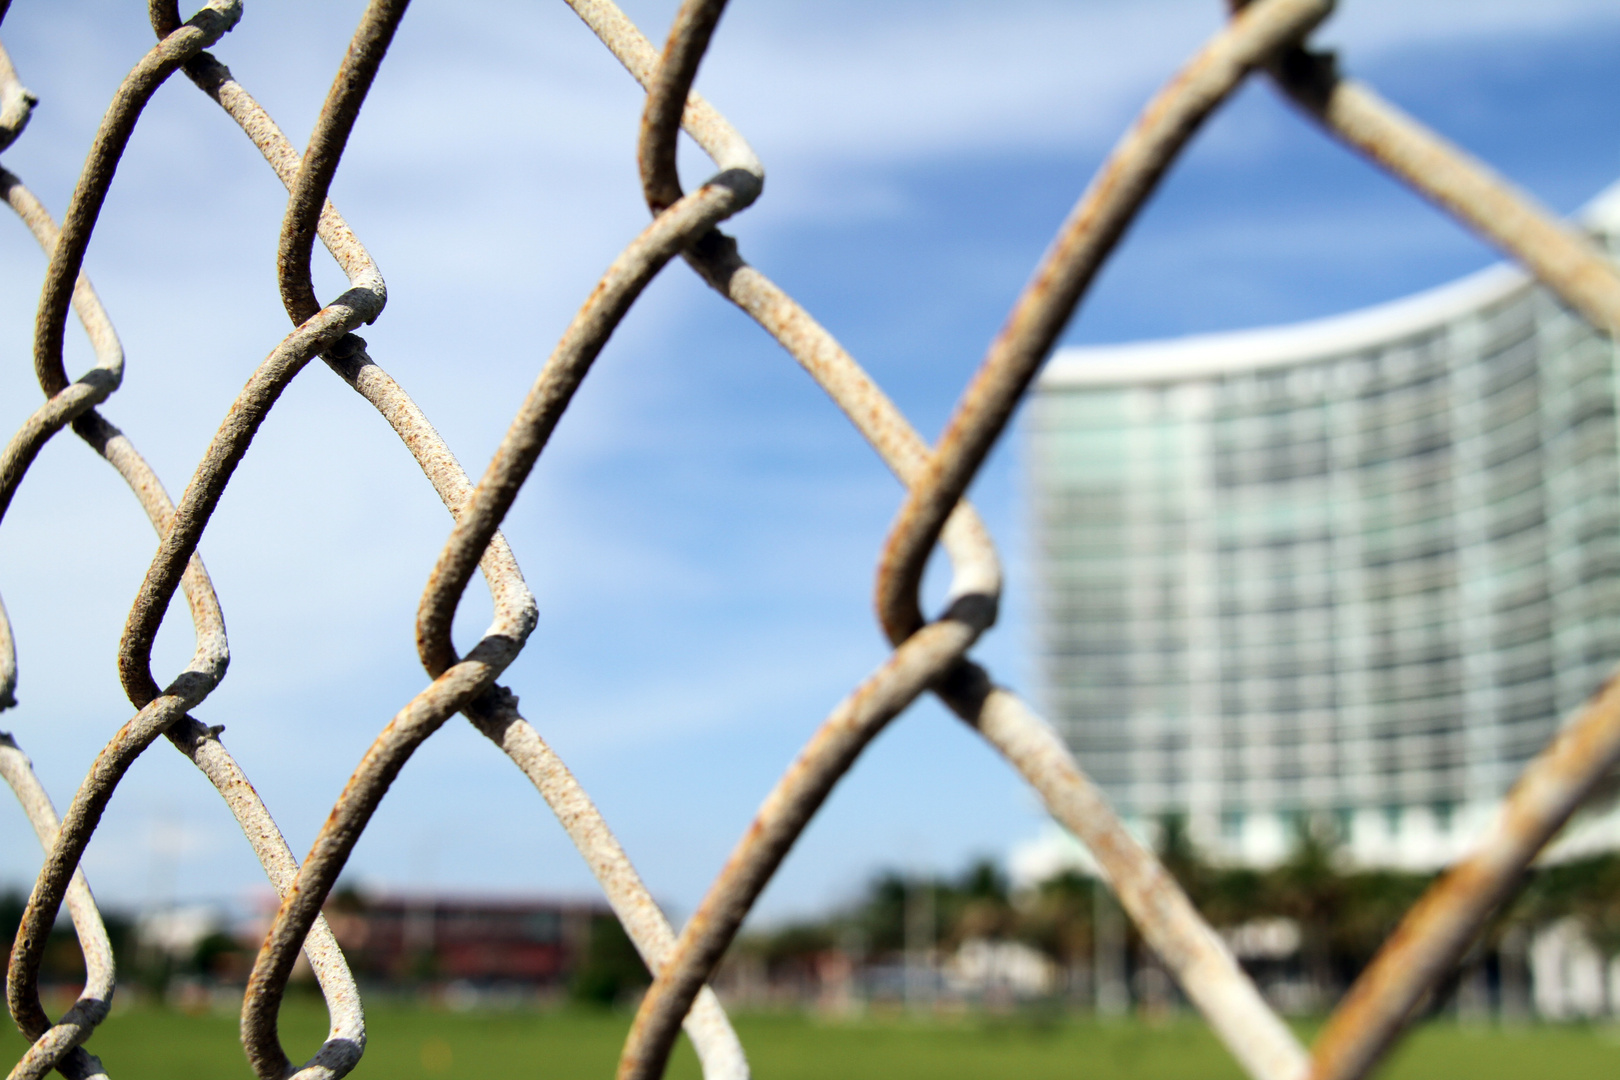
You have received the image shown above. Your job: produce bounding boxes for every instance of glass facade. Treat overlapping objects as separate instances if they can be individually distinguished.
[1030,199,1620,867]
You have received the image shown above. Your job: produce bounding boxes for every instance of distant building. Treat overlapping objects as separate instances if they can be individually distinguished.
[1029,183,1620,868]
[945,938,1057,1000]
[136,904,226,959]
[321,895,598,986]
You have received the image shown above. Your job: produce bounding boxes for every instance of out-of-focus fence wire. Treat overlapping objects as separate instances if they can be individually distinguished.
[0,2,1616,1080]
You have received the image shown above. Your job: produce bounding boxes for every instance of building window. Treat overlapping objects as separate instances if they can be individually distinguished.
[1032,216,1620,865]
[1333,807,1354,843]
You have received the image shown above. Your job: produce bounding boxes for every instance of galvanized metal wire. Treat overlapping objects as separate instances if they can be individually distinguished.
[0,2,1617,1080]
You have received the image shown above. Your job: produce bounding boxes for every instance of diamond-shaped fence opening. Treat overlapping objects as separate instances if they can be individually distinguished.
[1,2,1617,1080]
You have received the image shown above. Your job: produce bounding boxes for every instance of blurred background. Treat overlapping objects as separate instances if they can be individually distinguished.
[0,0,1619,1046]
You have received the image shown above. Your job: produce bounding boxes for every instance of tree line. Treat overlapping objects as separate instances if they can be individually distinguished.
[727,817,1620,1011]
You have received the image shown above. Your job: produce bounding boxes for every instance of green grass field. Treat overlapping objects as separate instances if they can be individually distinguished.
[5,1003,1620,1079]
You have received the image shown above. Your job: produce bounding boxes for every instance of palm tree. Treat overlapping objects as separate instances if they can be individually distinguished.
[1267,814,1346,1006]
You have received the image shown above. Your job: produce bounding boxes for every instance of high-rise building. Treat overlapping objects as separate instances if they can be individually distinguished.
[1029,185,1620,868]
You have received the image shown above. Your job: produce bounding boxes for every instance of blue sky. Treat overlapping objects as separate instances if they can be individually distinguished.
[0,0,1618,926]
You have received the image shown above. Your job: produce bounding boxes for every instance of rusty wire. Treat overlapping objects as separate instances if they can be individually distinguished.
[0,3,1618,1080]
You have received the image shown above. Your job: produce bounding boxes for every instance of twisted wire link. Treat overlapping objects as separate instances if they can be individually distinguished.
[97,4,408,1075]
[234,0,759,1074]
[611,2,1331,1077]
[1,3,1618,1080]
[0,737,109,1080]
[585,0,1620,1076]
[32,2,241,399]
[0,163,142,1077]
[164,57,749,1065]
[6,399,363,1080]
[1212,17,1620,1080]
[8,1,248,1036]
[0,21,366,1078]
[0,38,36,156]
[0,34,105,714]
[0,0,741,1074]
[157,2,747,1075]
[327,349,748,1080]
[0,164,120,716]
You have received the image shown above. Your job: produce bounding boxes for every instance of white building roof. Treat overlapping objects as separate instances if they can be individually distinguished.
[1040,179,1620,389]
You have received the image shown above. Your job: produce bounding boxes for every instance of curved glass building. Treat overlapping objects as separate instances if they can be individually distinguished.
[1031,186,1620,868]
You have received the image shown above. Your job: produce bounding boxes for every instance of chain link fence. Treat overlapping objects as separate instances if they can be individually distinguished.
[1,1,1618,1078]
